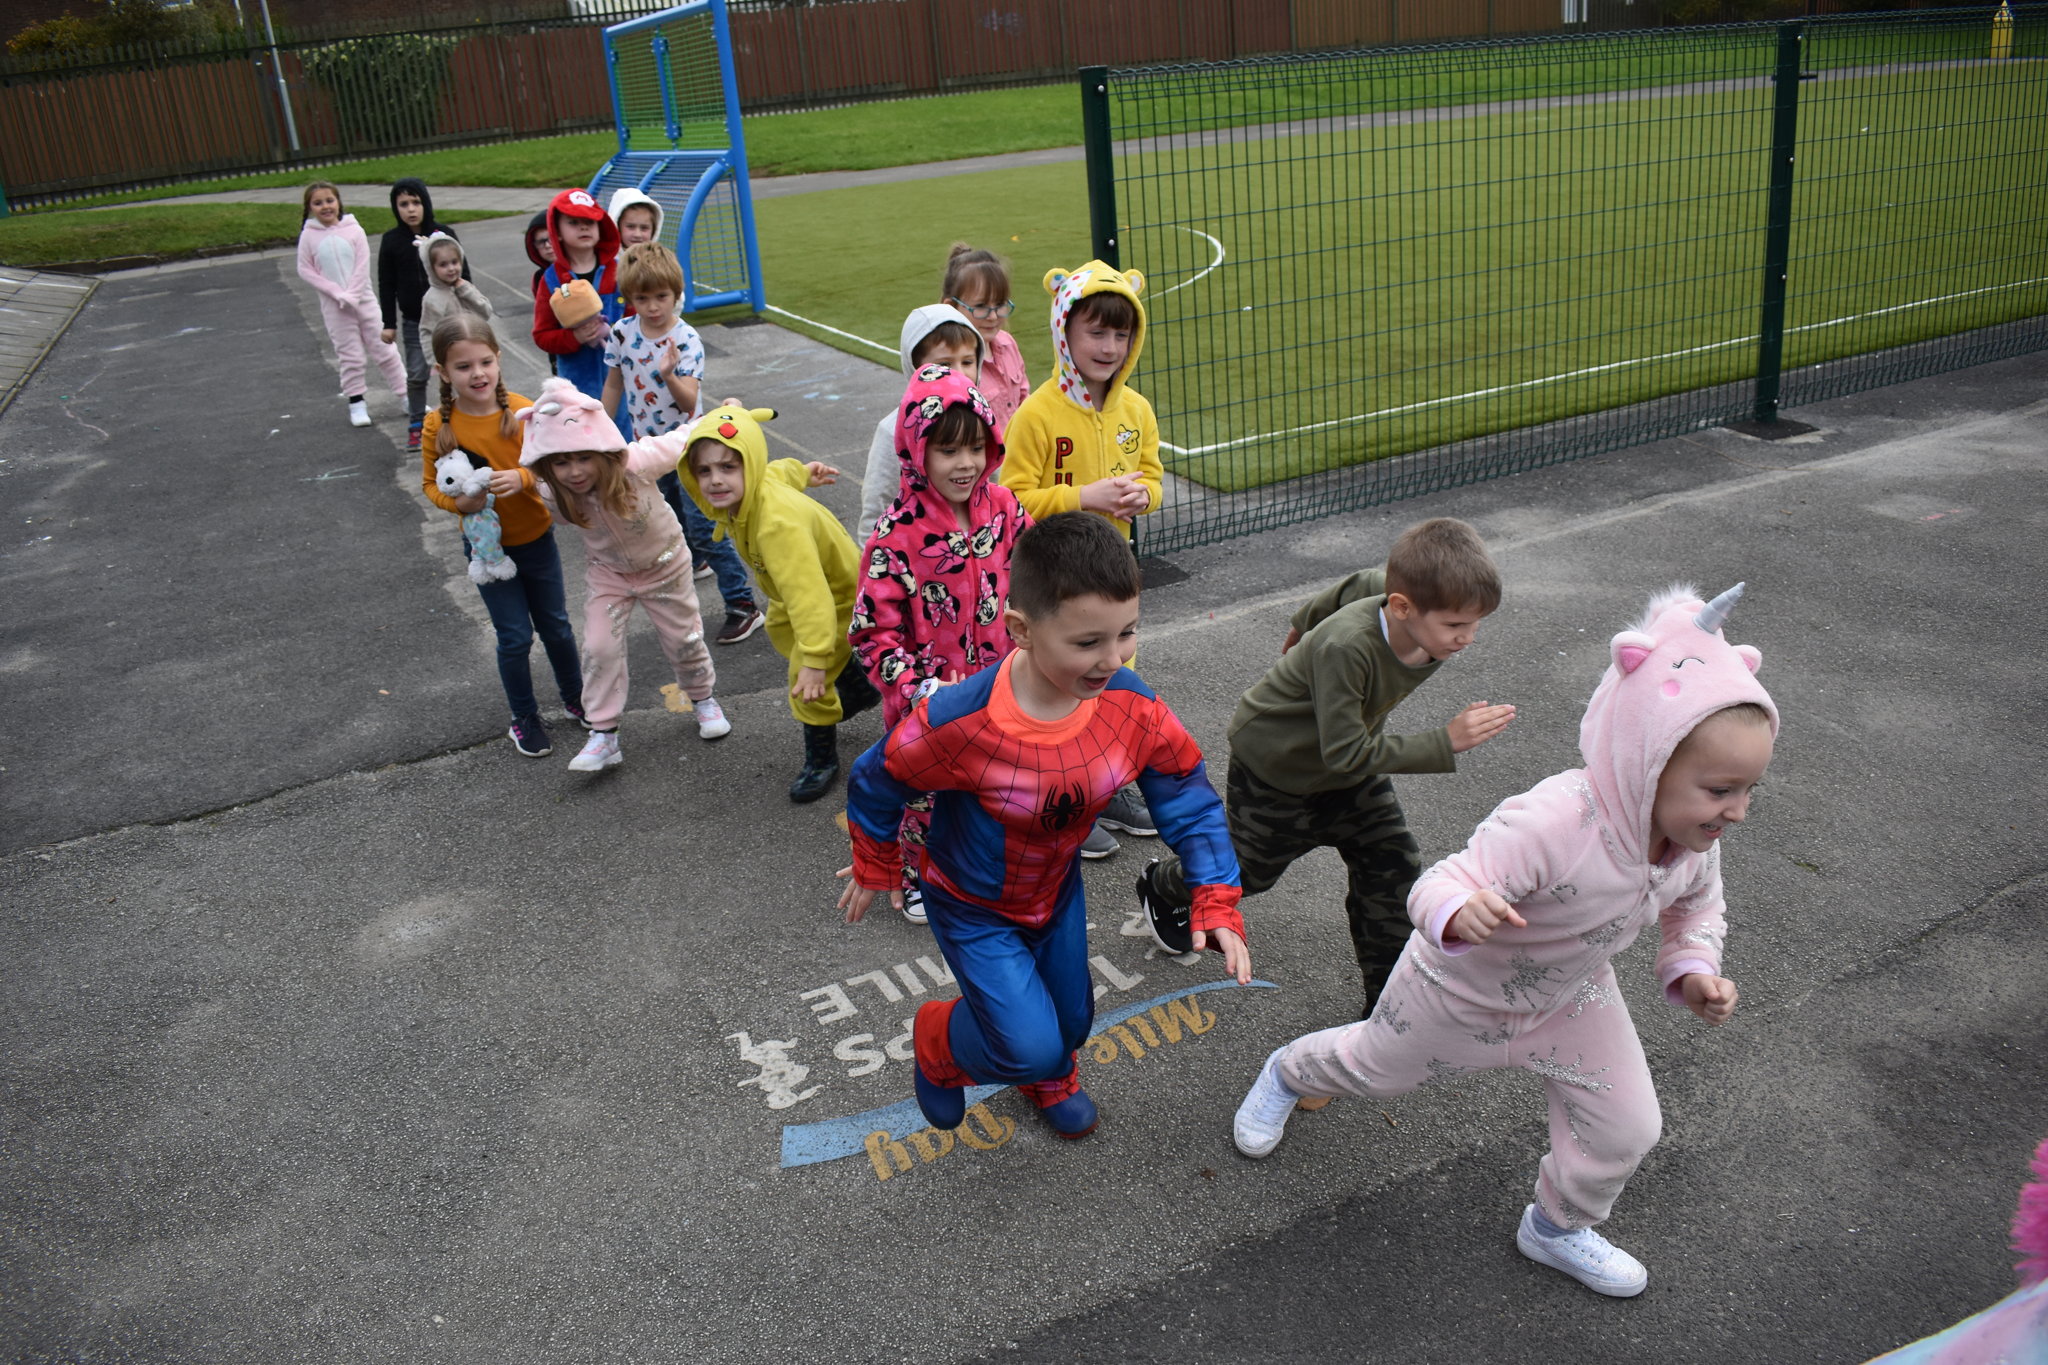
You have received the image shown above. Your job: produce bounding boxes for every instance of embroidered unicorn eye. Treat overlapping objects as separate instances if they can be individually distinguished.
[1671,656,1705,669]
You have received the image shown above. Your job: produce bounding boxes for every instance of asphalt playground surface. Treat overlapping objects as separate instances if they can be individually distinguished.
[3,210,2045,1364]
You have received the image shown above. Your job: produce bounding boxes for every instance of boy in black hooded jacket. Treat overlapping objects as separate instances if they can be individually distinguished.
[376,177,468,449]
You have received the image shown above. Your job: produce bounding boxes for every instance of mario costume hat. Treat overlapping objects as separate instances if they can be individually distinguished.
[516,376,627,465]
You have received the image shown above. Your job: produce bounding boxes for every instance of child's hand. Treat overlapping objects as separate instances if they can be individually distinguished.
[1449,890,1526,945]
[380,328,396,345]
[573,316,608,346]
[1280,626,1301,656]
[452,491,488,515]
[1115,479,1152,517]
[804,462,839,488]
[659,344,681,381]
[835,865,903,923]
[486,468,524,498]
[1448,701,1516,753]
[1077,476,1134,521]
[1194,925,1252,985]
[1681,973,1739,1025]
[793,666,829,703]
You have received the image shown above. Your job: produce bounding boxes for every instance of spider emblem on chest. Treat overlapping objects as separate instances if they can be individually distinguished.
[1040,780,1088,832]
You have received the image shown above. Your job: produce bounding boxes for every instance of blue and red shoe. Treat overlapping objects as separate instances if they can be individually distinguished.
[1036,1088,1099,1139]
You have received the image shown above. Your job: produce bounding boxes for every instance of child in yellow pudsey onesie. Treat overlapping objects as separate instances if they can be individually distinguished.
[999,260,1163,541]
[678,405,881,803]
[1000,259,1166,855]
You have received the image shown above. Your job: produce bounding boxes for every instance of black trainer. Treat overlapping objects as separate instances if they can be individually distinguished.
[508,713,553,758]
[1136,858,1193,954]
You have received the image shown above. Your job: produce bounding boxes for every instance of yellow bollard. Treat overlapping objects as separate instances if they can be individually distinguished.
[1992,0,2014,61]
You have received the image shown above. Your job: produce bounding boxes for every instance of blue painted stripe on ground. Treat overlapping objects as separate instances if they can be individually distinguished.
[777,977,1278,1169]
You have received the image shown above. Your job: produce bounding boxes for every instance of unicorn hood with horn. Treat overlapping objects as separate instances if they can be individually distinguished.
[1579,583,1780,867]
[1404,582,1779,1017]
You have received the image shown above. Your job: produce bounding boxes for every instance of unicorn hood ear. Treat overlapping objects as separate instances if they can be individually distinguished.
[1579,582,1778,863]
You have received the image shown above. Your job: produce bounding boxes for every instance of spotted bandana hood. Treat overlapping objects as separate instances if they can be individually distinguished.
[1578,583,1779,864]
[1042,259,1146,413]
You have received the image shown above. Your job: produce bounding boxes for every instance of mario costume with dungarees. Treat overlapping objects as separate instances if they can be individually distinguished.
[846,654,1244,1137]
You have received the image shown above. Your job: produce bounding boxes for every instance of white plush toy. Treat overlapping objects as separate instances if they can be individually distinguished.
[434,448,516,584]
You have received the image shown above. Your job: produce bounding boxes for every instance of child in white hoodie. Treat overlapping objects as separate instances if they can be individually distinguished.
[416,233,494,343]
[856,305,985,545]
[295,181,406,428]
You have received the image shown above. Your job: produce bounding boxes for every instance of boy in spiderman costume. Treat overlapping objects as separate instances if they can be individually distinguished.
[837,512,1249,1138]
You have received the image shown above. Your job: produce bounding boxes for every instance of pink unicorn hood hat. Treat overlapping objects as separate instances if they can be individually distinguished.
[1578,583,1780,865]
[892,362,1006,505]
[516,376,627,465]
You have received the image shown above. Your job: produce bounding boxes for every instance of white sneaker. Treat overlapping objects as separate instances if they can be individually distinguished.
[694,563,715,580]
[347,398,371,428]
[694,696,731,740]
[568,730,622,772]
[901,885,927,925]
[1515,1205,1648,1297]
[1233,1047,1300,1158]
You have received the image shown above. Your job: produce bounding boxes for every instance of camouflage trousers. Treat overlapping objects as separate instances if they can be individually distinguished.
[1150,761,1421,1002]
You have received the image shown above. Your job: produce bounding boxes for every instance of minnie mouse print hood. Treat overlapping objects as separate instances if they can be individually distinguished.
[850,365,1028,726]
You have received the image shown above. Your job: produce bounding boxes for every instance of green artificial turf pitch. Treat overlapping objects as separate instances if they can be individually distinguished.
[752,61,2046,494]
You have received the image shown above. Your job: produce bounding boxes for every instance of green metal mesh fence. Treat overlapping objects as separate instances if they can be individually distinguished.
[1084,8,2048,557]
[609,9,729,153]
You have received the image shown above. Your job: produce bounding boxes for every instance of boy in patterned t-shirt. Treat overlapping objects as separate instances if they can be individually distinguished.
[600,244,760,644]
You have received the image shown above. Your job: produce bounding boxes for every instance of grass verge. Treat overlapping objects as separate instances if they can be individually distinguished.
[0,204,517,269]
[26,85,1083,212]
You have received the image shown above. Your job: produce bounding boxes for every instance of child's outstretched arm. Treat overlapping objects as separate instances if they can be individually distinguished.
[1132,706,1250,984]
[838,712,962,922]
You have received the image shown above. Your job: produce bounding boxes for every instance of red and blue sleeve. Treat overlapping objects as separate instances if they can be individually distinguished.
[846,704,958,890]
[1131,699,1246,943]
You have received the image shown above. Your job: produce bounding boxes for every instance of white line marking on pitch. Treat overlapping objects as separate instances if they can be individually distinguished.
[1158,273,2048,456]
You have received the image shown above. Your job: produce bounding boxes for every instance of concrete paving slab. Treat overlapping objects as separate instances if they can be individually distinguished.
[0,267,97,415]
[2,233,2045,1365]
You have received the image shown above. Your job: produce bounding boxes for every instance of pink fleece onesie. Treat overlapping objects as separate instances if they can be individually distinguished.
[519,378,713,732]
[850,363,1028,889]
[1274,584,1778,1233]
[296,213,406,401]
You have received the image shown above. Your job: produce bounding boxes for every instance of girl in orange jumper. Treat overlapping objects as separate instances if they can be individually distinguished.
[419,316,585,758]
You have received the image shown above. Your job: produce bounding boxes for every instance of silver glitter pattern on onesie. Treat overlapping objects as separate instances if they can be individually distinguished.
[1560,1093,1595,1155]
[1565,976,1615,1018]
[1678,925,1723,951]
[1524,1045,1613,1092]
[1501,951,1566,1010]
[1570,777,1596,828]
[1411,961,1452,994]
[1579,915,1630,950]
[1373,998,1412,1034]
[1424,1057,1476,1087]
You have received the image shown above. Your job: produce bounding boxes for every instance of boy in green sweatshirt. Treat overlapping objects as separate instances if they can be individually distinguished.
[1137,518,1515,1012]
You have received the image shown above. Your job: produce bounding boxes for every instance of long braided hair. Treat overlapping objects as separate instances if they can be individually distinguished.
[429,315,517,456]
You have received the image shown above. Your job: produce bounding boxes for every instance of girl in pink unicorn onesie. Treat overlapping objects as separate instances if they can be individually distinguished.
[849,363,1029,924]
[1232,583,1778,1299]
[516,376,732,772]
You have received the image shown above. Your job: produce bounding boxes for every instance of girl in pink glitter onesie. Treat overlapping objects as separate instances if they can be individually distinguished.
[1232,583,1779,1299]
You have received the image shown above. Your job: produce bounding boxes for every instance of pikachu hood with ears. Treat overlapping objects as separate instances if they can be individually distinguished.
[675,404,861,670]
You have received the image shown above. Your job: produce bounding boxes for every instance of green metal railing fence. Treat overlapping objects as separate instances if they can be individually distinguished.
[1081,7,2048,556]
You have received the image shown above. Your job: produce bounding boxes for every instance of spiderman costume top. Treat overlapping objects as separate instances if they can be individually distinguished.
[847,652,1246,940]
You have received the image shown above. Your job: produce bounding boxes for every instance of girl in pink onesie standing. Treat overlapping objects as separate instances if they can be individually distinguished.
[849,363,1028,924]
[1232,582,1778,1299]
[517,376,732,772]
[295,182,407,429]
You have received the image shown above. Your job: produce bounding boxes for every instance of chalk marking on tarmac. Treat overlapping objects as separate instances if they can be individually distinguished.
[777,977,1276,1168]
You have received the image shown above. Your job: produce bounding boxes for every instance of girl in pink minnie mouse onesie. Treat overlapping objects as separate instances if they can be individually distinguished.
[850,364,1029,922]
[1232,583,1779,1300]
